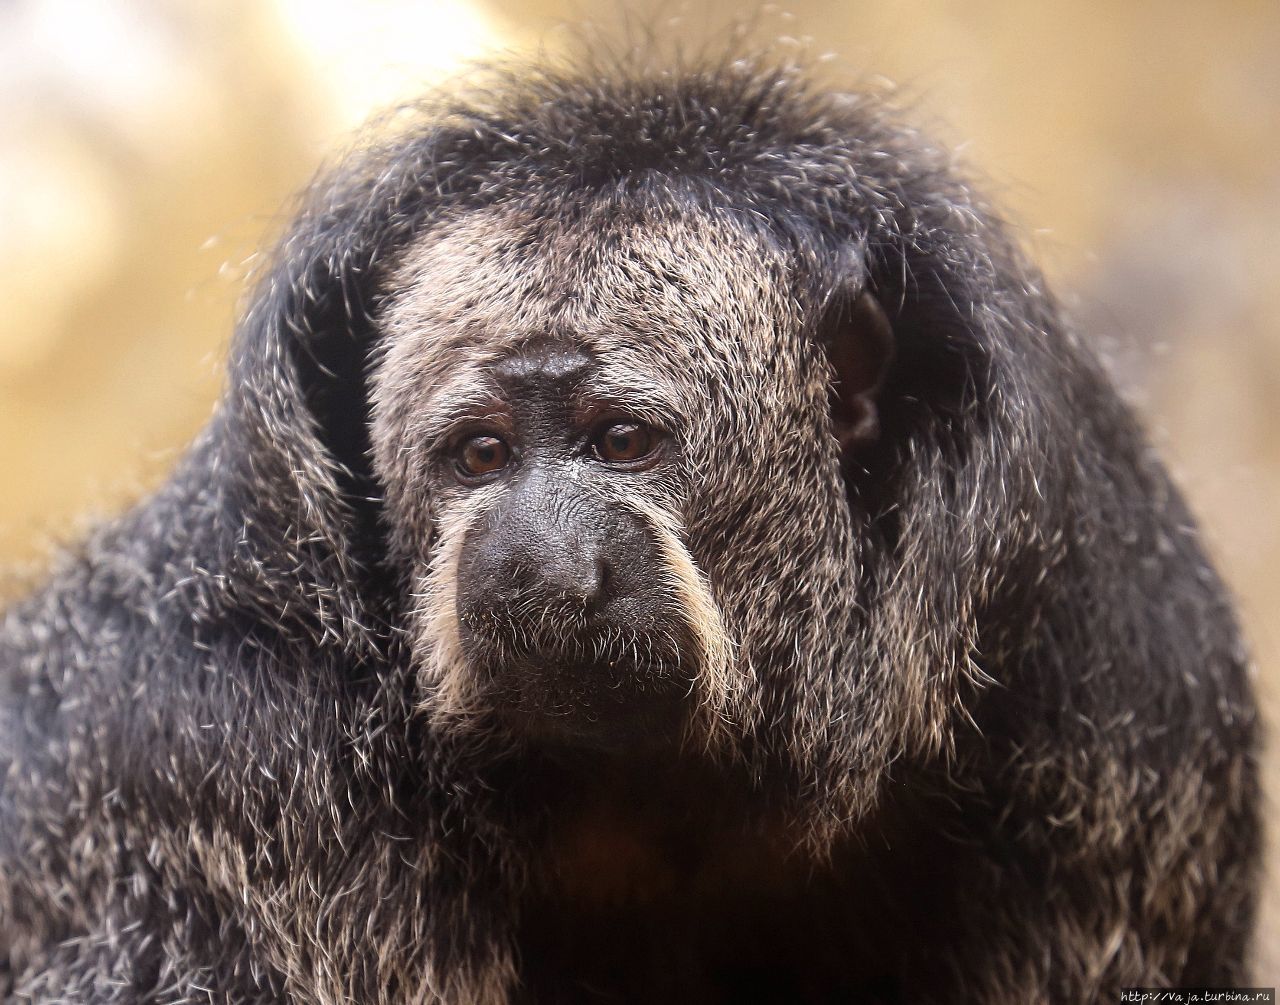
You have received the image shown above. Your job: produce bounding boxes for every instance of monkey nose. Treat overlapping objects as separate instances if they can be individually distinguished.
[533,548,611,610]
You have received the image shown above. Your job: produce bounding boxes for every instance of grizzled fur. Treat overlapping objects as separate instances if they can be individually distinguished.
[0,53,1260,1003]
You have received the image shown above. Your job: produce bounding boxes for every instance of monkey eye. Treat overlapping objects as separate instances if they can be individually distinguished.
[455,434,511,478]
[591,421,658,465]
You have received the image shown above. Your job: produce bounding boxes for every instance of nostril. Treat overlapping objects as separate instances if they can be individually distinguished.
[527,544,610,611]
[586,553,611,610]
[561,553,608,609]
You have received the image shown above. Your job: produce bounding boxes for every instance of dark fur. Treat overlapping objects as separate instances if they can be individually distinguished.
[0,53,1260,1003]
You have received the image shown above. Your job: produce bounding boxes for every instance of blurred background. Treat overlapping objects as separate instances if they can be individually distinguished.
[1,0,1276,974]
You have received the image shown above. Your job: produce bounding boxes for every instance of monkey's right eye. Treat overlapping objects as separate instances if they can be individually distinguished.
[455,435,511,478]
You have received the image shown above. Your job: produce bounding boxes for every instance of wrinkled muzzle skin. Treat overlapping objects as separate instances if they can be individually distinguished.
[371,194,864,771]
[452,456,698,748]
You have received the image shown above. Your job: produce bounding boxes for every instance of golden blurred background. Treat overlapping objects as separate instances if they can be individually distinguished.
[1,0,1277,973]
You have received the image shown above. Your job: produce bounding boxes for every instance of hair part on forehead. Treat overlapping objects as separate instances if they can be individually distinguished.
[372,192,805,374]
[384,176,799,299]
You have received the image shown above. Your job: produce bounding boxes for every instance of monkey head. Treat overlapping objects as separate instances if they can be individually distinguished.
[370,194,892,755]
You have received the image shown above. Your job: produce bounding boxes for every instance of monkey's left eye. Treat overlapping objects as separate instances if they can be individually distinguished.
[455,434,511,478]
[592,421,659,465]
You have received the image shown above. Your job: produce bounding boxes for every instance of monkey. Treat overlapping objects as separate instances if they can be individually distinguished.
[0,51,1261,1004]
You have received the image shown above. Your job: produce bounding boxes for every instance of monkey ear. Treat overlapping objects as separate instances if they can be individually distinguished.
[820,287,895,452]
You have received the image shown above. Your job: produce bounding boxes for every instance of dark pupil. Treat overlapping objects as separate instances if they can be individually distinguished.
[603,423,648,460]
[462,436,506,474]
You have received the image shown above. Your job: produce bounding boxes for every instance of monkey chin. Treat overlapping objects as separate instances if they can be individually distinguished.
[481,657,693,753]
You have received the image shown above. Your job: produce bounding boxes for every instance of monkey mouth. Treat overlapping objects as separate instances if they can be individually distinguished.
[460,629,694,748]
[490,687,691,750]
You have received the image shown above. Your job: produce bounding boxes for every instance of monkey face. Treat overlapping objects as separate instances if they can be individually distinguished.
[371,194,883,751]
[444,340,697,747]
